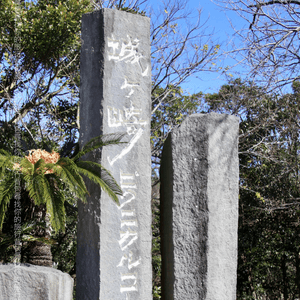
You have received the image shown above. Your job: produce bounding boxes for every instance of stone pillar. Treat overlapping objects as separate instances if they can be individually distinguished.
[77,9,152,300]
[160,113,239,300]
[0,264,73,300]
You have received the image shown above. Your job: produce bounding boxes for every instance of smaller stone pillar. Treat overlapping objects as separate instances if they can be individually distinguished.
[160,113,239,300]
[0,264,74,300]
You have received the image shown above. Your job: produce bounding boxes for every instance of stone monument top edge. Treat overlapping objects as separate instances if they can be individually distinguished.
[189,112,239,119]
[179,112,240,127]
[83,7,150,21]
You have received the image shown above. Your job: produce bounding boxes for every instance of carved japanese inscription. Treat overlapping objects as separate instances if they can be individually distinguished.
[106,31,151,299]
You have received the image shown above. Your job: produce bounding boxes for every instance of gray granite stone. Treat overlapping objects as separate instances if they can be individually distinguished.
[160,113,239,300]
[0,264,73,300]
[77,9,152,300]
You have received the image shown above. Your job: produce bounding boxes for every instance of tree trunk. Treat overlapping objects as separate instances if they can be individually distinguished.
[27,203,52,267]
[281,254,288,300]
[296,252,300,299]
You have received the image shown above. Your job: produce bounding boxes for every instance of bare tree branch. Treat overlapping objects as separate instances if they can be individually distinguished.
[214,0,300,91]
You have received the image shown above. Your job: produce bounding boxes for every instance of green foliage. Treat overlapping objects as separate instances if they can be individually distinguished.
[0,0,92,150]
[0,0,91,68]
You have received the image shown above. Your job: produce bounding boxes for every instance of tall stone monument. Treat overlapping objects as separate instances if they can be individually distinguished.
[160,113,239,300]
[77,9,152,300]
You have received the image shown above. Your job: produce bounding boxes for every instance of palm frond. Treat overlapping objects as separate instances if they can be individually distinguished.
[0,149,11,156]
[0,149,21,176]
[23,173,48,206]
[77,160,123,195]
[45,174,66,233]
[33,158,46,174]
[44,162,56,172]
[20,157,34,175]
[76,160,122,205]
[83,132,127,150]
[72,132,127,162]
[56,157,89,200]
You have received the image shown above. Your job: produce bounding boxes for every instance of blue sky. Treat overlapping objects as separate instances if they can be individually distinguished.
[145,0,248,95]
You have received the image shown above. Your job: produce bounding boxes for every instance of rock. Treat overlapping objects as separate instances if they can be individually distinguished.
[0,263,73,300]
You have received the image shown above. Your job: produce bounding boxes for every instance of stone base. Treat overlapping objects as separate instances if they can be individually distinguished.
[0,264,73,300]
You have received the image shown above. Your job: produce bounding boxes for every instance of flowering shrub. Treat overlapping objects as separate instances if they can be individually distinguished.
[13,149,61,174]
[26,149,60,165]
[0,132,126,233]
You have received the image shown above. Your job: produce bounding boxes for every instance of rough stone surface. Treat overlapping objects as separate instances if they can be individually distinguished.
[160,113,239,300]
[77,9,152,300]
[0,263,73,300]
